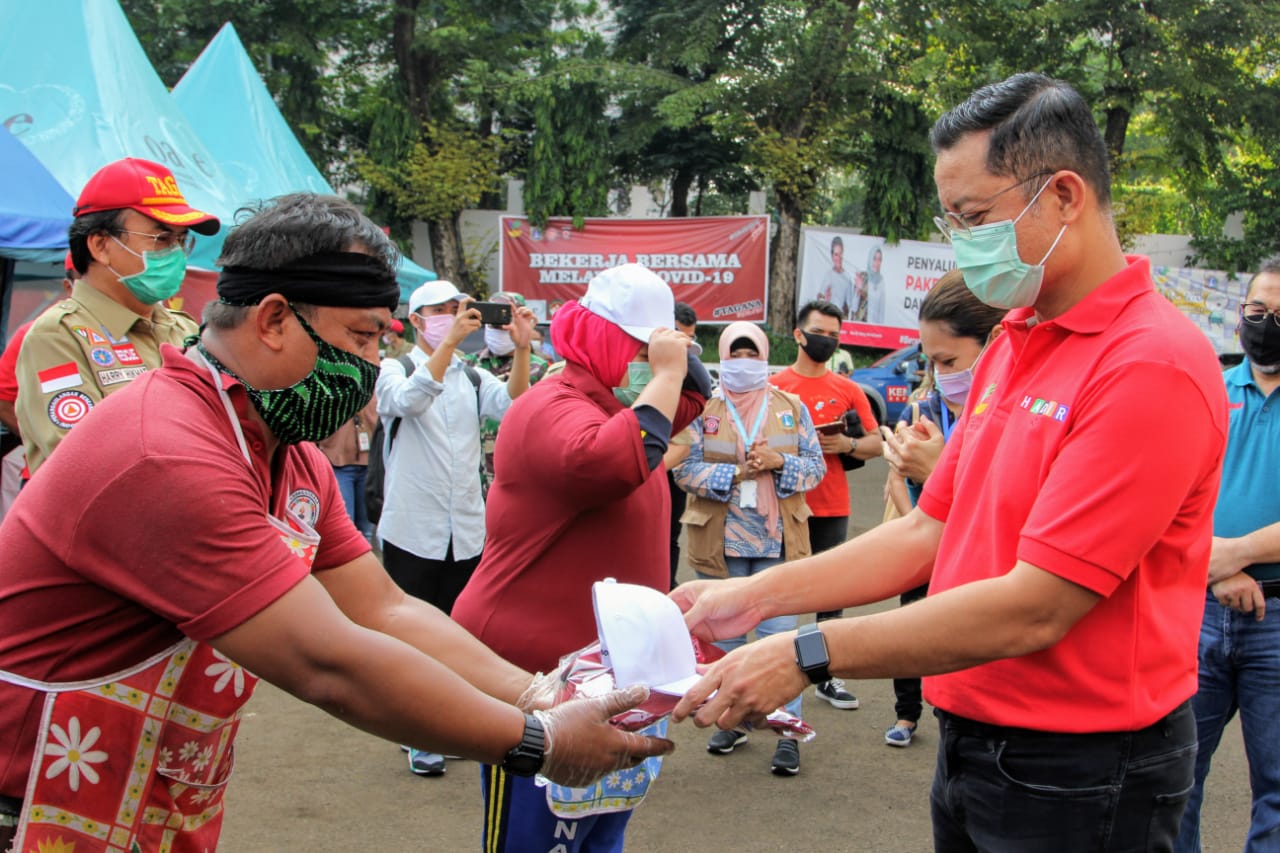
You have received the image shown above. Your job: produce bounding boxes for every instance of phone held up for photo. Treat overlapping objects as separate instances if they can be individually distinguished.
[472,301,513,327]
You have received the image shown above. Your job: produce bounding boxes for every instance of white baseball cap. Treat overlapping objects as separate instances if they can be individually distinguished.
[408,280,462,313]
[579,264,700,354]
[592,579,701,696]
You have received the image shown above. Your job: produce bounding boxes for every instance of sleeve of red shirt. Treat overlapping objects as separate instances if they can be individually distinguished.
[673,387,708,434]
[842,379,879,431]
[0,323,30,402]
[296,443,373,572]
[68,454,325,642]
[528,391,652,504]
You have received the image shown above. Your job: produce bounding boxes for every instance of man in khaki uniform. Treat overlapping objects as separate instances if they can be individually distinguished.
[16,158,219,474]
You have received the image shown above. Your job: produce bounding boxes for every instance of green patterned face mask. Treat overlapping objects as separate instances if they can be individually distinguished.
[199,305,378,445]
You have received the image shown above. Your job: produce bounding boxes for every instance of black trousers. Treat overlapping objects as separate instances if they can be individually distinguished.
[892,583,930,722]
[381,538,480,615]
[808,515,848,622]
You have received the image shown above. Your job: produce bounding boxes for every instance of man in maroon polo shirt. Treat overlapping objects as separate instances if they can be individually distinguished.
[0,194,670,852]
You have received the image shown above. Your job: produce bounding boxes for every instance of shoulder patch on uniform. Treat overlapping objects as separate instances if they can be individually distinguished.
[90,346,116,367]
[287,488,321,527]
[72,326,109,346]
[47,390,93,428]
[37,362,82,394]
[112,343,143,366]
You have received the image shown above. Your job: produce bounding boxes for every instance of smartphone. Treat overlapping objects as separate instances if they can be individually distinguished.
[815,420,846,436]
[472,301,513,327]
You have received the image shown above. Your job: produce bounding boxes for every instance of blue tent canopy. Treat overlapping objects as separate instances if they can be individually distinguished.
[0,127,74,262]
[0,0,246,272]
[174,23,435,300]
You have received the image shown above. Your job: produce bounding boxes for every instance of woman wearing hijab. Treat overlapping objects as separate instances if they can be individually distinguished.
[451,264,711,853]
[673,321,826,776]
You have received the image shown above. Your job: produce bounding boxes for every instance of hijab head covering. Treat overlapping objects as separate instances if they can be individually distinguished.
[716,321,780,534]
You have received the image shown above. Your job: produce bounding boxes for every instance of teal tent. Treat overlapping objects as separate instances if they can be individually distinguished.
[0,0,246,272]
[174,24,434,299]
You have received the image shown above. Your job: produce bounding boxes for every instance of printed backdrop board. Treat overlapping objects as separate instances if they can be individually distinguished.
[1152,265,1249,356]
[798,228,956,349]
[499,215,769,323]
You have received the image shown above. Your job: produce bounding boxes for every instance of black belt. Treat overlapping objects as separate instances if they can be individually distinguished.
[1258,578,1280,599]
[936,700,1192,752]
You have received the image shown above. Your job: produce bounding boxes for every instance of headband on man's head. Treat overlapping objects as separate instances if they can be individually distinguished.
[216,251,400,310]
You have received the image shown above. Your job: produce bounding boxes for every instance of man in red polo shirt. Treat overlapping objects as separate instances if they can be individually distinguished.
[673,73,1227,852]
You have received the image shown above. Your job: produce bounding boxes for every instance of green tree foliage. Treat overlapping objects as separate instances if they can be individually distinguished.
[523,78,612,229]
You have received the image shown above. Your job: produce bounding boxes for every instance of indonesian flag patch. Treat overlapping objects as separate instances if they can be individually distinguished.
[38,362,82,394]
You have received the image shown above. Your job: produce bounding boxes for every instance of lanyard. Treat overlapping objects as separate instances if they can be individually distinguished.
[722,393,769,449]
[939,401,955,442]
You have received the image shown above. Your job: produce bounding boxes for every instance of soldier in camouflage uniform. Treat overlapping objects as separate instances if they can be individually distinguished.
[462,292,548,496]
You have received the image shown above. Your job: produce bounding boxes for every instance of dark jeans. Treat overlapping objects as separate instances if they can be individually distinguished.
[931,702,1197,853]
[668,470,686,591]
[808,515,847,622]
[892,583,929,722]
[381,538,481,615]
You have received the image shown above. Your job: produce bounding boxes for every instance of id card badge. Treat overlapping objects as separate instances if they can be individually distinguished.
[357,430,371,452]
[738,478,758,509]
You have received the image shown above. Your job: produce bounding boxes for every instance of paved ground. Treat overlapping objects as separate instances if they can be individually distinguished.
[221,459,1251,851]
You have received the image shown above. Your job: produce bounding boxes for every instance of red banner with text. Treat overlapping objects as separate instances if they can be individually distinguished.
[499,215,769,323]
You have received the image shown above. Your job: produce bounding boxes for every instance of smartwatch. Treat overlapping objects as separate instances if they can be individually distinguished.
[500,713,547,777]
[794,622,832,685]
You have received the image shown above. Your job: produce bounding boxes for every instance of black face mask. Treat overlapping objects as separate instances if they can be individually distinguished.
[799,331,839,363]
[1240,319,1280,372]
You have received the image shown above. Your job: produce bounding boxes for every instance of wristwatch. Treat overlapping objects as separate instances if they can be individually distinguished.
[500,713,547,777]
[794,622,832,685]
[848,436,858,455]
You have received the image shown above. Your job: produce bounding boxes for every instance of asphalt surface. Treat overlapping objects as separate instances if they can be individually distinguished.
[221,459,1251,852]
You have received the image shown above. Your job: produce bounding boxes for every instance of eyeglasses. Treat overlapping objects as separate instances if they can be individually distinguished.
[1240,302,1280,327]
[933,171,1055,241]
[117,229,196,256]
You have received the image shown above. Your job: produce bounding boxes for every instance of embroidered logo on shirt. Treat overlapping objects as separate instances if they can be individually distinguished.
[89,346,115,367]
[778,411,796,429]
[37,362,82,394]
[72,326,109,346]
[704,415,721,435]
[1228,402,1244,411]
[971,383,998,416]
[112,343,143,366]
[287,489,321,527]
[1020,395,1070,422]
[47,390,93,428]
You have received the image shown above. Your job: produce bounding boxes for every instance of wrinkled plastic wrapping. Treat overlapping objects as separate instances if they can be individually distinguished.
[550,639,815,742]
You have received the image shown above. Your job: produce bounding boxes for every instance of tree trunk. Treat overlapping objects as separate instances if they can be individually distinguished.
[427,215,466,287]
[768,192,803,333]
[1103,104,1130,169]
[669,168,694,217]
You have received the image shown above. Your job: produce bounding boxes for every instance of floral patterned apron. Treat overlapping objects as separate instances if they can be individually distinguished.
[0,350,321,852]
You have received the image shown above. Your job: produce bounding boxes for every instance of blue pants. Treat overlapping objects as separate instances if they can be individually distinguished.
[479,765,632,853]
[698,555,802,719]
[1175,591,1280,852]
[932,703,1196,852]
[331,463,372,538]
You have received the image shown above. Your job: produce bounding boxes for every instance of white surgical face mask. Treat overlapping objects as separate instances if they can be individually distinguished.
[484,326,516,356]
[718,358,769,392]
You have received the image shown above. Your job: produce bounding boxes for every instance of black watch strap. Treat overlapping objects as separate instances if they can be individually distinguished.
[500,713,547,777]
[794,622,832,685]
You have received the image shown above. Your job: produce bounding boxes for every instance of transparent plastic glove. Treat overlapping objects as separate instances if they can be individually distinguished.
[532,684,676,788]
[515,670,560,712]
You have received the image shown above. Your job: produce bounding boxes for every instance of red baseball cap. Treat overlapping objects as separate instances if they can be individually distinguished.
[73,158,220,235]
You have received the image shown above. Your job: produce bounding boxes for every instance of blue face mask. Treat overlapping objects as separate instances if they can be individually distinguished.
[613,361,653,406]
[944,179,1066,310]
